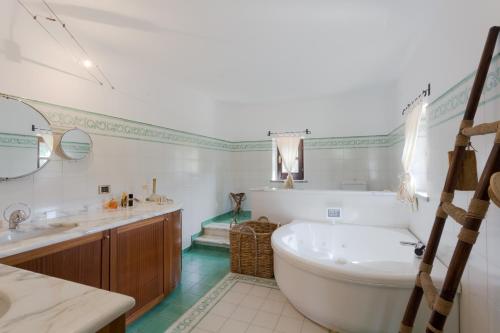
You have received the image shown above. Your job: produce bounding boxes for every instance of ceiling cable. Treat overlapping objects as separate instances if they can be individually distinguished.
[41,0,115,89]
[16,0,112,88]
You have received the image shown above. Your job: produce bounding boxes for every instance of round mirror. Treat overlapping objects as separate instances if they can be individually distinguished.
[60,128,92,160]
[0,97,53,180]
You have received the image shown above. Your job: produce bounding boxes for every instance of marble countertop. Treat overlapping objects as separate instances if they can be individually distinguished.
[0,263,135,333]
[0,202,182,258]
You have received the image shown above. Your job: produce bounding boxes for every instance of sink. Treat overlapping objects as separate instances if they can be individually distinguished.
[0,223,79,244]
[0,292,11,318]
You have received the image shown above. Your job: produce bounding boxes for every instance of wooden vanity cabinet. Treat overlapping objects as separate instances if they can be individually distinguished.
[109,211,183,323]
[0,209,183,325]
[0,231,110,289]
[164,210,182,294]
[110,215,165,321]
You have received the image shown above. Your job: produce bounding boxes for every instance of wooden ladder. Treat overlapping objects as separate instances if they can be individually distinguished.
[400,26,500,333]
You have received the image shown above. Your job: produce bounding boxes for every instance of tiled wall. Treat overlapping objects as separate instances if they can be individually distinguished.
[233,146,399,203]
[405,53,500,332]
[0,124,236,250]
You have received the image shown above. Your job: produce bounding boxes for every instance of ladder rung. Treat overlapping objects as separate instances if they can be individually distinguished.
[442,202,467,225]
[462,121,500,136]
[420,272,438,309]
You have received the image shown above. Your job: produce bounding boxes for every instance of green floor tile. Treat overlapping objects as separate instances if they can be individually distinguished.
[126,246,230,333]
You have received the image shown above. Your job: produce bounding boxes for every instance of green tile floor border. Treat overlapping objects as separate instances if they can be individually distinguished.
[126,247,231,333]
[165,273,279,333]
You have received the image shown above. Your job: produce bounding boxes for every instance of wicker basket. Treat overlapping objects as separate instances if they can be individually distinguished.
[230,217,279,278]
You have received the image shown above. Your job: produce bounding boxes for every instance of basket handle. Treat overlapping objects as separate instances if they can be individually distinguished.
[236,225,259,275]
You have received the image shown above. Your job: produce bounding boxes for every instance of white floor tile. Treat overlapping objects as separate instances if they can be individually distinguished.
[223,290,247,304]
[275,315,304,333]
[282,302,305,319]
[211,300,236,318]
[196,313,227,332]
[232,282,254,294]
[249,285,271,298]
[267,289,288,303]
[246,325,274,333]
[301,318,329,333]
[219,319,249,333]
[231,305,258,323]
[252,311,279,330]
[261,299,285,315]
[190,328,212,333]
[241,295,266,309]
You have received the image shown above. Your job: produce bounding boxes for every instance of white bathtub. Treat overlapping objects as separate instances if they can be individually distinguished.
[271,220,460,333]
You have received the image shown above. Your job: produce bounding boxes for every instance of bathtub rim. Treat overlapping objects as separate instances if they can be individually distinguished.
[271,220,454,289]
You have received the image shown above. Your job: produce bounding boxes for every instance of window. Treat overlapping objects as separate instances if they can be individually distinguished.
[273,138,304,181]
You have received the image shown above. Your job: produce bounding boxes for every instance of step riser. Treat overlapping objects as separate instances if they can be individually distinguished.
[204,228,229,237]
[193,239,229,248]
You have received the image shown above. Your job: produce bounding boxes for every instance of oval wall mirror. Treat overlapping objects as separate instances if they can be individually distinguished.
[0,96,54,180]
[60,128,92,160]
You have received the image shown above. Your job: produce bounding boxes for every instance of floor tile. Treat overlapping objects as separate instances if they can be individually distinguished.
[246,325,274,333]
[211,300,236,318]
[231,305,258,323]
[223,290,247,304]
[282,302,305,319]
[261,299,285,315]
[252,311,280,329]
[249,285,271,298]
[232,282,253,294]
[219,318,249,333]
[301,318,329,333]
[241,294,266,309]
[126,246,230,333]
[196,313,227,332]
[275,315,304,333]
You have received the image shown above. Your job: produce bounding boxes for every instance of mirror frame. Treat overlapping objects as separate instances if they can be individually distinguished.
[59,128,93,161]
[0,96,54,181]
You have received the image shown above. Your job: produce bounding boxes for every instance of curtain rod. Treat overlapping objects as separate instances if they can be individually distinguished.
[402,83,431,115]
[267,129,311,137]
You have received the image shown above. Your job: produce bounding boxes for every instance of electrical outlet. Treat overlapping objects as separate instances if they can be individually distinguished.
[98,185,111,194]
[326,207,342,219]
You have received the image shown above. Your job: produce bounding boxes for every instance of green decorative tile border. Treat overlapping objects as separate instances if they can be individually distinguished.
[2,52,498,152]
[165,273,279,333]
[425,52,500,128]
[0,132,37,149]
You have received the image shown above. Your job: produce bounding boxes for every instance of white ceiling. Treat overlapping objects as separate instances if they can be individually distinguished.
[4,0,434,104]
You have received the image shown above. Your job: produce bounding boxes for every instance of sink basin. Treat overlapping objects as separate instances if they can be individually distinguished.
[0,223,79,244]
[0,292,11,318]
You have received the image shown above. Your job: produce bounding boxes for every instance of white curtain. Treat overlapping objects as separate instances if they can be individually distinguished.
[398,101,424,207]
[276,136,301,189]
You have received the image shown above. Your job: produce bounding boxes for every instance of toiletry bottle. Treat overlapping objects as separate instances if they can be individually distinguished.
[121,193,128,208]
[128,193,134,207]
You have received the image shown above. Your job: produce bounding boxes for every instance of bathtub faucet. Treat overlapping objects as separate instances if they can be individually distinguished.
[400,241,426,257]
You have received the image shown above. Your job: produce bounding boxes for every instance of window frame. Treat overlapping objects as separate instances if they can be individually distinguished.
[276,139,304,181]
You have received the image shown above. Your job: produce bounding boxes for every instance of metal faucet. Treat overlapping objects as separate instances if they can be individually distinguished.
[3,203,31,230]
[400,241,426,257]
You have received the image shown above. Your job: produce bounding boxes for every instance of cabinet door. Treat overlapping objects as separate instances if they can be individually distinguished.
[110,216,165,320]
[164,210,182,294]
[0,232,109,289]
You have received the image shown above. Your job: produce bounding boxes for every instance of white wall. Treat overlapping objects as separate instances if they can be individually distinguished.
[0,1,219,138]
[394,1,500,331]
[224,84,400,199]
[0,101,236,249]
[215,83,399,141]
[250,189,409,227]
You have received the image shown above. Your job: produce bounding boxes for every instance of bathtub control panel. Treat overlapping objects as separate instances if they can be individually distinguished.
[326,207,342,220]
